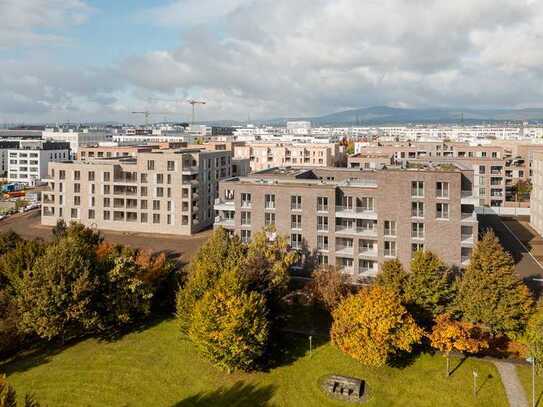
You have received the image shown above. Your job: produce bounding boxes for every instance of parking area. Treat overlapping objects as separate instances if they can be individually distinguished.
[479,215,543,283]
[0,210,212,263]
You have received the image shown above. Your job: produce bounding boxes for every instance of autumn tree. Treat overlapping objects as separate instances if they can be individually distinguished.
[456,231,533,336]
[429,313,489,376]
[0,239,45,296]
[375,259,408,298]
[525,301,543,372]
[309,265,349,311]
[331,285,423,367]
[189,271,269,372]
[176,228,245,321]
[403,251,454,325]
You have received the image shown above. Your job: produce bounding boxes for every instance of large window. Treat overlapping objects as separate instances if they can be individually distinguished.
[436,182,449,198]
[384,241,396,257]
[265,194,276,209]
[241,192,251,208]
[411,201,424,218]
[291,214,302,230]
[411,181,424,197]
[411,222,424,239]
[317,196,328,211]
[291,195,302,210]
[290,233,303,249]
[317,216,328,232]
[317,235,329,250]
[436,203,449,219]
[384,220,396,237]
[241,230,251,243]
[265,212,275,226]
[241,211,251,226]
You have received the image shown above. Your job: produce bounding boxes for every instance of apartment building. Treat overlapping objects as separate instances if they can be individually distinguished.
[42,148,240,235]
[43,129,110,157]
[352,141,515,208]
[8,140,70,184]
[214,166,477,279]
[531,152,543,236]
[234,142,345,172]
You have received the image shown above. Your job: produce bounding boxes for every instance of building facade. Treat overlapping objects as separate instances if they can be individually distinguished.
[531,152,543,236]
[42,148,239,235]
[215,166,477,279]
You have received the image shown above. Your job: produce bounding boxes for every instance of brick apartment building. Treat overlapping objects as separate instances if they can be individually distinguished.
[42,147,243,235]
[214,166,478,279]
[531,152,543,236]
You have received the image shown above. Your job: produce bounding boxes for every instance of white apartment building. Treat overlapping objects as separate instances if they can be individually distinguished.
[287,121,312,135]
[8,140,70,185]
[43,129,110,157]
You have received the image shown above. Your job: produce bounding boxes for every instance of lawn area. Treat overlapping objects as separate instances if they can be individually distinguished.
[2,318,507,407]
[517,364,543,407]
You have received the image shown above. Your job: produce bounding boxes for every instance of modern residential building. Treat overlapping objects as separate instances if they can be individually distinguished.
[214,165,477,279]
[234,142,345,172]
[41,148,243,235]
[8,140,70,184]
[43,128,110,157]
[531,152,543,236]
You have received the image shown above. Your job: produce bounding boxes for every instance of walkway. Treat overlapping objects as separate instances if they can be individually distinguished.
[494,361,528,407]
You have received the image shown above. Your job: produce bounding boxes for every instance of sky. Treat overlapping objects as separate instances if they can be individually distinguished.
[2,0,543,124]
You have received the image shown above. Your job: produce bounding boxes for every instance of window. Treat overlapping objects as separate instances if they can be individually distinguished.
[317,196,328,211]
[318,255,328,265]
[411,201,424,218]
[74,170,80,181]
[290,233,302,249]
[71,208,78,219]
[167,214,172,225]
[140,200,148,210]
[291,214,302,229]
[384,220,396,237]
[156,174,164,184]
[140,173,148,183]
[104,185,110,194]
[156,187,164,197]
[411,222,424,239]
[147,160,155,170]
[241,211,251,226]
[88,209,95,219]
[411,181,424,197]
[167,174,172,185]
[141,186,148,197]
[384,241,396,257]
[74,183,80,193]
[241,192,251,208]
[436,182,449,198]
[74,196,80,206]
[317,216,328,232]
[479,165,486,174]
[265,194,275,209]
[241,230,251,243]
[88,171,95,181]
[104,172,110,182]
[167,161,175,171]
[436,203,449,219]
[412,243,424,254]
[153,200,160,210]
[359,197,374,211]
[141,213,148,223]
[291,195,302,210]
[264,212,275,226]
[153,214,160,224]
[103,197,110,207]
[317,235,329,250]
[103,210,110,220]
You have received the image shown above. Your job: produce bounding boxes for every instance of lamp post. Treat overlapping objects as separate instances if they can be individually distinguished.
[472,369,478,398]
[527,356,535,407]
[309,335,313,357]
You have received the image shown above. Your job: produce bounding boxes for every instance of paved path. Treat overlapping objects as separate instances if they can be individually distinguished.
[494,361,528,407]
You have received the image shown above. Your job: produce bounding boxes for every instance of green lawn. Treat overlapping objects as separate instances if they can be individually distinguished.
[2,318,508,407]
[517,364,543,407]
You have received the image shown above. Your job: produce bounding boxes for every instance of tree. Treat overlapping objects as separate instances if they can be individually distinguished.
[456,231,534,336]
[429,313,489,376]
[331,285,423,367]
[176,228,245,321]
[0,231,21,257]
[51,218,67,240]
[403,251,454,325]
[0,289,22,356]
[16,236,101,341]
[0,374,40,407]
[525,301,543,372]
[0,239,45,296]
[189,271,269,372]
[100,255,154,331]
[309,265,349,311]
[375,259,408,298]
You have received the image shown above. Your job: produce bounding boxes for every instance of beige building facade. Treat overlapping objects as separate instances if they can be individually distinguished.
[531,152,543,236]
[42,148,238,235]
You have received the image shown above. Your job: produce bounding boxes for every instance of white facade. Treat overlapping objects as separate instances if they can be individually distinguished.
[7,141,70,184]
[43,129,110,157]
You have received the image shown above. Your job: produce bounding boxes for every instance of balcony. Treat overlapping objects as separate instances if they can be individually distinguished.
[113,176,138,184]
[358,249,378,258]
[214,216,235,227]
[461,212,477,223]
[358,266,378,278]
[461,191,477,205]
[336,206,377,220]
[461,234,475,246]
[336,246,354,256]
[335,225,378,237]
[214,198,235,211]
[182,167,199,175]
[461,256,470,266]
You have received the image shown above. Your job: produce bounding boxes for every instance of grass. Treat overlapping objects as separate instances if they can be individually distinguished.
[2,318,508,407]
[517,364,543,407]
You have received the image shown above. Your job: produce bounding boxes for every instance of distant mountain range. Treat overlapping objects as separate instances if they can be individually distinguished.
[204,106,543,127]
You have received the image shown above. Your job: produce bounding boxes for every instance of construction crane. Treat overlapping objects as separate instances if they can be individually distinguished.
[187,99,206,126]
[131,111,174,126]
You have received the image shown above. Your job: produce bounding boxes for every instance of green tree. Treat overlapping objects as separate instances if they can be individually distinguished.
[525,301,543,372]
[331,285,423,367]
[189,271,269,372]
[403,251,454,325]
[0,289,22,356]
[16,236,101,341]
[51,218,67,240]
[0,239,45,296]
[375,259,408,298]
[176,228,245,320]
[0,374,40,407]
[456,230,534,336]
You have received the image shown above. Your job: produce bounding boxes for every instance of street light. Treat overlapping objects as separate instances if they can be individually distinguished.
[309,335,313,357]
[527,356,536,407]
[472,369,478,397]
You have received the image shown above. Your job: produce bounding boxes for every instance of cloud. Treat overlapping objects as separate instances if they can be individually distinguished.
[0,0,94,48]
[3,0,543,122]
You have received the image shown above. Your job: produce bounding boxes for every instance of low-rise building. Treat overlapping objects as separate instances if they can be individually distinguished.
[43,129,110,157]
[42,148,243,235]
[214,165,477,279]
[8,140,70,184]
